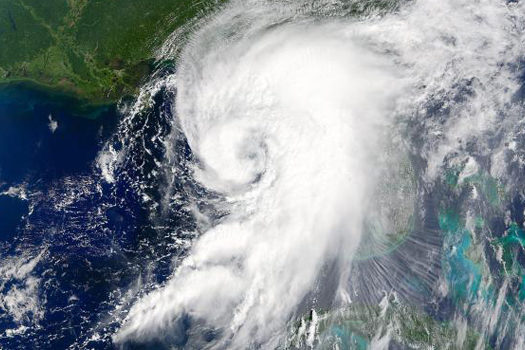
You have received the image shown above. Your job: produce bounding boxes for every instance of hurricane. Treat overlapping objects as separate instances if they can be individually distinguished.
[116,4,405,348]
[113,0,525,348]
[1,0,524,349]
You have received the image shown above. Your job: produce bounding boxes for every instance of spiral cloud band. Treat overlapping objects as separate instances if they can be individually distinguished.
[115,0,524,348]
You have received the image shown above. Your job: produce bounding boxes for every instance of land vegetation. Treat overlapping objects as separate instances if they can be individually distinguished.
[0,0,219,104]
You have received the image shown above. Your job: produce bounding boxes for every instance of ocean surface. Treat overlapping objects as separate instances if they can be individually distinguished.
[0,85,129,348]
[0,85,117,242]
[0,78,196,349]
[0,0,524,348]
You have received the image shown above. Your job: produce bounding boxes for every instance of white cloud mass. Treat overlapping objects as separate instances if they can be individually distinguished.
[115,0,524,348]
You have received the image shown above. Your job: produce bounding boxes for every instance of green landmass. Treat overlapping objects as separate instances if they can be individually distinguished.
[0,0,220,104]
[0,0,401,106]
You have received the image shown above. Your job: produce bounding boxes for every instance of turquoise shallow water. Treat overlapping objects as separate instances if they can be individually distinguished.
[0,56,523,348]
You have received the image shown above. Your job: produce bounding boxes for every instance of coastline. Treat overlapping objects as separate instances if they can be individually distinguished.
[0,82,120,184]
[0,79,120,119]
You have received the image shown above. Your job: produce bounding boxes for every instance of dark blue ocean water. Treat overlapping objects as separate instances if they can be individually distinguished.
[0,79,194,349]
[0,85,127,349]
[0,84,118,184]
[0,85,117,244]
[0,65,520,349]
